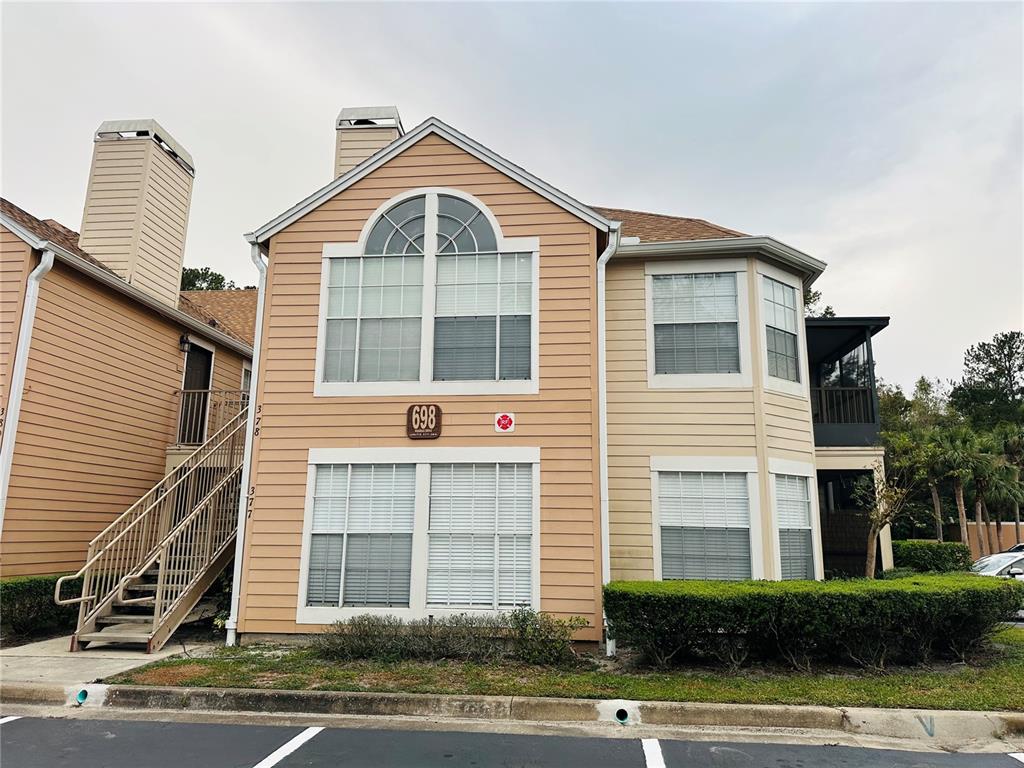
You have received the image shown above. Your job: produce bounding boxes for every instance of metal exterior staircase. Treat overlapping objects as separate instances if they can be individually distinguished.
[55,408,248,652]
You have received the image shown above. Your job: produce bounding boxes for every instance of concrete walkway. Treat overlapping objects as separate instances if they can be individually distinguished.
[0,635,209,690]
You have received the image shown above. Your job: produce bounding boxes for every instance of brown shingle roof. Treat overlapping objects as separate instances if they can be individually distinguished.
[179,290,258,346]
[0,197,116,274]
[1,196,255,348]
[591,206,747,242]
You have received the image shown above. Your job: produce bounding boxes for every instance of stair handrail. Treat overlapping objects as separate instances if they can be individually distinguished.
[115,454,244,608]
[123,461,243,637]
[54,408,248,616]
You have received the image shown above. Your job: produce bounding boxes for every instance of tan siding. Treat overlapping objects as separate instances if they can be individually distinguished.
[79,136,192,308]
[1,228,32,442]
[239,134,603,639]
[605,256,818,581]
[335,127,401,177]
[0,261,247,577]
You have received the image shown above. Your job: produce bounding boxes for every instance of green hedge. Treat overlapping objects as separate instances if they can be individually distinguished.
[0,574,81,639]
[604,575,1024,670]
[892,540,973,573]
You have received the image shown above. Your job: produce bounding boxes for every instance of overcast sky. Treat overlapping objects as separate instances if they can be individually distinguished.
[2,2,1021,390]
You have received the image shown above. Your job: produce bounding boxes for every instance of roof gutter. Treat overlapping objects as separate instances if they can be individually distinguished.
[616,236,826,286]
[596,223,621,656]
[226,242,269,646]
[0,213,253,357]
[0,248,55,528]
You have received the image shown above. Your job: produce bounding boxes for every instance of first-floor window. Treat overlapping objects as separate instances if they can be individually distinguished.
[306,463,415,607]
[658,471,751,580]
[427,463,533,608]
[776,474,814,579]
[303,458,535,614]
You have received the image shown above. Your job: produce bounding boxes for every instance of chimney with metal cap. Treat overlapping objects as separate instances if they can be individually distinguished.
[78,119,195,307]
[335,106,404,177]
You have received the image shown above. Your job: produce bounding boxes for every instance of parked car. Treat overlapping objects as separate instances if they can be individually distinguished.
[972,552,1024,579]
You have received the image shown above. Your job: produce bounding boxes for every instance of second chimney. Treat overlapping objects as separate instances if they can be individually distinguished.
[335,106,404,177]
[78,119,194,308]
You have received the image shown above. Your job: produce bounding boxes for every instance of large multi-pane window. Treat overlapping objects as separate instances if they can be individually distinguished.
[658,471,751,580]
[320,192,534,389]
[306,464,415,607]
[652,272,739,375]
[303,456,536,617]
[763,276,800,382]
[776,474,814,580]
[427,463,533,608]
[323,196,425,383]
[434,194,531,381]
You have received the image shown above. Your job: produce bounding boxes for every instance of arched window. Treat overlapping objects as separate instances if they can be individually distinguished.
[319,191,535,389]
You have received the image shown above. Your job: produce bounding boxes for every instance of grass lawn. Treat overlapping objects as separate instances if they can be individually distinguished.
[107,627,1024,712]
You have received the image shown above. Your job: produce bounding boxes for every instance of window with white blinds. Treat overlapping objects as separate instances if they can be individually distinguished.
[652,273,739,375]
[433,202,532,382]
[775,474,814,580]
[763,276,800,382]
[306,463,415,607]
[318,191,537,395]
[427,463,533,608]
[658,471,752,581]
[323,254,424,382]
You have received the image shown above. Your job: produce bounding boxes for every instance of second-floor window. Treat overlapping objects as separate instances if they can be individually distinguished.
[652,272,739,375]
[317,191,538,396]
[763,276,800,382]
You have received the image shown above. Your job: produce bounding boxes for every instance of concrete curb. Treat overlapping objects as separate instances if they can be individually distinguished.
[2,682,1021,748]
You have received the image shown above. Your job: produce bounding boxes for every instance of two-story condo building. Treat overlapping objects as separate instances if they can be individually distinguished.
[54,107,889,651]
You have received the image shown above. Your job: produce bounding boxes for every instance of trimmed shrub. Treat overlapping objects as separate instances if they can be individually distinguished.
[892,540,973,573]
[312,609,587,667]
[0,574,81,638]
[604,574,1024,670]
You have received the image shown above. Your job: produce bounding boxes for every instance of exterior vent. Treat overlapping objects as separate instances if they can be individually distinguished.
[334,106,404,178]
[78,119,195,308]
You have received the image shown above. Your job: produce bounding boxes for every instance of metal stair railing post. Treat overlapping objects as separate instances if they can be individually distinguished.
[55,408,248,636]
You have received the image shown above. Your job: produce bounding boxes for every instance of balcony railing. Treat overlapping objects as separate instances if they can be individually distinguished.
[175,389,247,446]
[811,386,875,425]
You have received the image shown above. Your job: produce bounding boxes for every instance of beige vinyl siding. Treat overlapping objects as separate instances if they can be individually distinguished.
[239,133,604,639]
[1,227,32,441]
[79,137,192,307]
[605,258,758,579]
[78,140,149,277]
[0,259,247,577]
[605,255,818,581]
[763,391,815,462]
[334,127,401,177]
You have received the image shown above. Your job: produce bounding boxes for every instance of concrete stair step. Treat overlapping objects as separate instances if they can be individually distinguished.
[97,614,153,626]
[78,625,152,644]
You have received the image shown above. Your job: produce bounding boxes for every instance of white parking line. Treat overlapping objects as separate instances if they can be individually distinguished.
[641,738,666,768]
[251,726,324,768]
[0,716,22,725]
[1007,754,1024,765]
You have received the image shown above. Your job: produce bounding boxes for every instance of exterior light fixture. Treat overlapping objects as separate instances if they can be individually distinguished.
[179,334,191,353]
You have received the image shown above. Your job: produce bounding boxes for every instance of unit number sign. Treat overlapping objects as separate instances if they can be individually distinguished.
[406,404,442,440]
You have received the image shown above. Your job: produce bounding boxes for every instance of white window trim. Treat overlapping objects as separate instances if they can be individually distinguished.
[241,359,252,390]
[649,455,764,581]
[644,258,752,389]
[756,261,809,398]
[296,445,542,624]
[313,188,541,397]
[768,458,823,581]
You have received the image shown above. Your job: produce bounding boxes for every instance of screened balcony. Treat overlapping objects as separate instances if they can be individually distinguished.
[805,317,888,447]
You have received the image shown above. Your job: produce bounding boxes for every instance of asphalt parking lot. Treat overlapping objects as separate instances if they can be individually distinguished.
[2,715,1022,768]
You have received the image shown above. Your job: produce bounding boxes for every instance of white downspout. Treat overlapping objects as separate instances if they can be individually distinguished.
[0,249,55,529]
[226,243,268,646]
[596,224,621,656]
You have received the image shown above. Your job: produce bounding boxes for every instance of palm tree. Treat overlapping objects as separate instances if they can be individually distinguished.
[934,426,978,547]
[973,433,1004,555]
[921,429,947,541]
[985,464,1024,551]
[995,423,1024,545]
